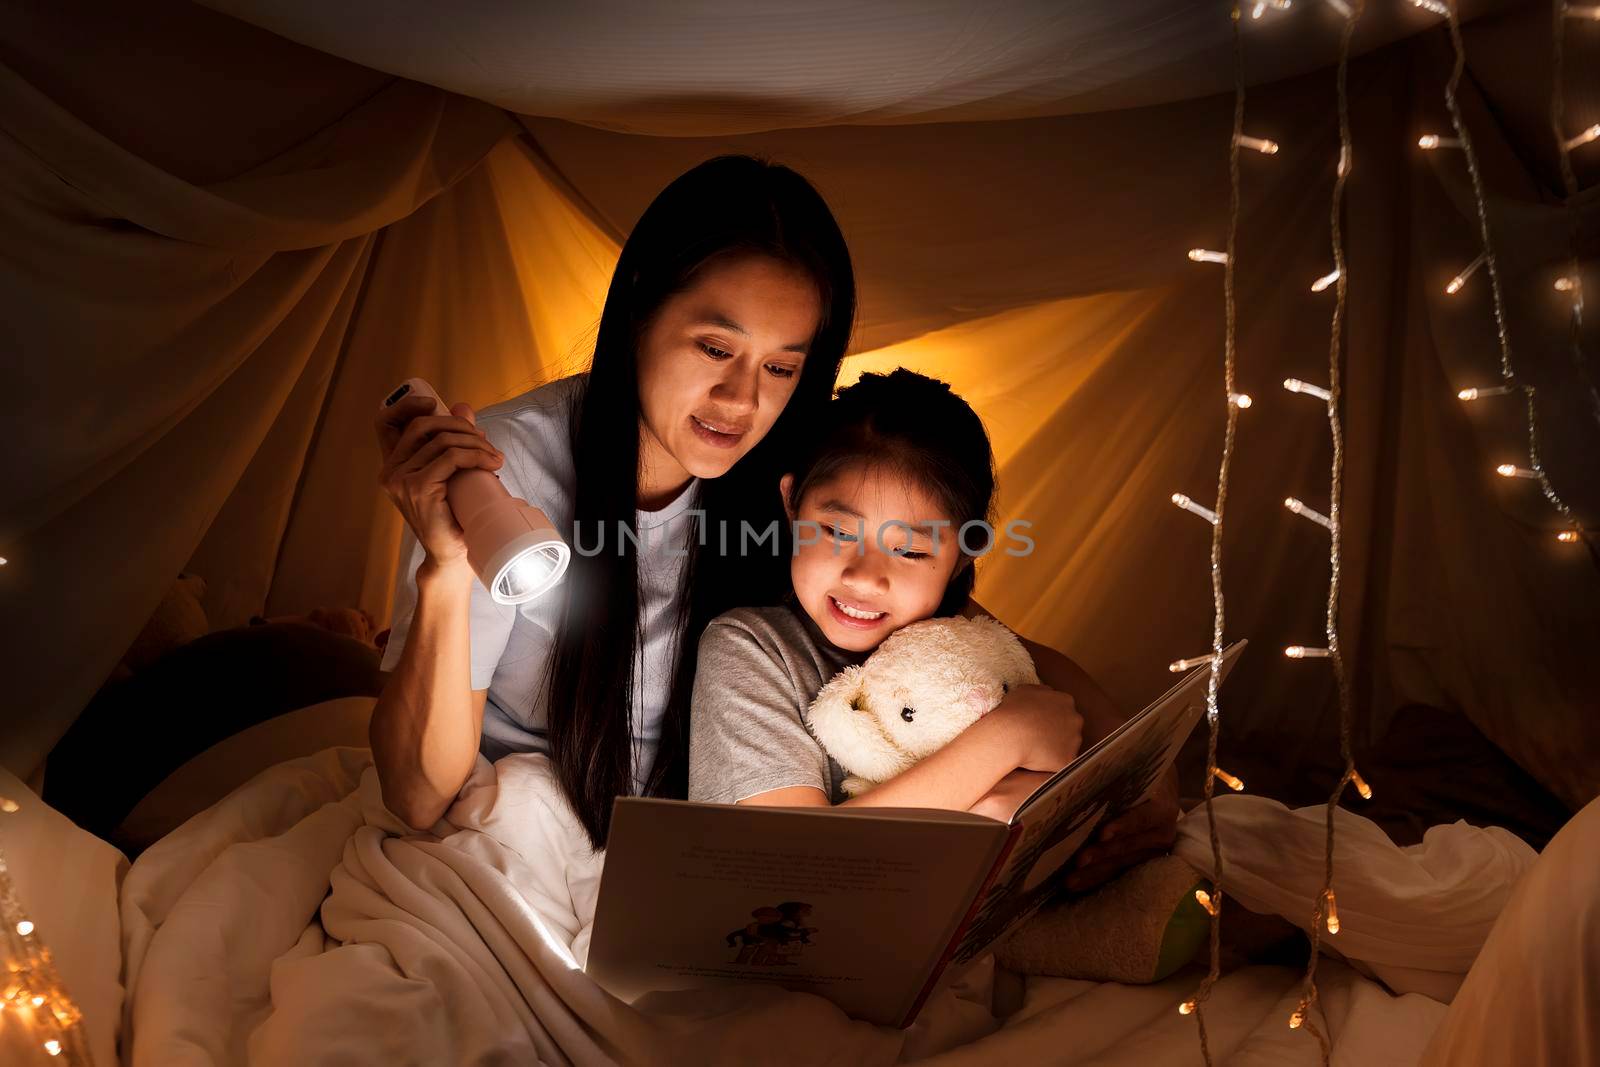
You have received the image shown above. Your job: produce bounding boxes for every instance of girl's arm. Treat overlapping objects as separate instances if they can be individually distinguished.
[962,598,1182,890]
[739,684,1081,813]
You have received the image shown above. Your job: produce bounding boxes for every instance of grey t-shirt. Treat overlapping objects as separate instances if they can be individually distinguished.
[687,601,869,805]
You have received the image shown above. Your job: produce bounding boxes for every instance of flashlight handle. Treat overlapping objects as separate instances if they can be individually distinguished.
[382,377,452,419]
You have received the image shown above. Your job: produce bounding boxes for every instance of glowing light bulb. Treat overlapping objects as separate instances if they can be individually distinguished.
[30,995,44,1008]
[1188,248,1228,264]
[1252,2,1266,16]
[1236,134,1280,155]
[1555,277,1578,292]
[44,1040,62,1057]
[16,921,33,937]
[0,797,17,814]
[1171,493,1219,525]
[1283,377,1332,401]
[1180,999,1196,1015]
[1566,124,1600,151]
[0,556,8,565]
[1351,769,1373,799]
[1231,392,1253,408]
[1496,464,1537,479]
[1195,889,1221,916]
[1213,767,1245,792]
[1457,385,1513,401]
[1285,645,1331,659]
[1311,268,1340,292]
[1326,890,1340,934]
[1169,654,1216,672]
[1557,530,1580,543]
[1417,134,1461,150]
[1290,1008,1306,1029]
[1284,497,1333,530]
[1409,0,1448,14]
[1446,252,1487,295]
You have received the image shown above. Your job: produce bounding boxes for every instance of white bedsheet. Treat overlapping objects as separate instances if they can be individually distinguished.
[118,749,1526,1066]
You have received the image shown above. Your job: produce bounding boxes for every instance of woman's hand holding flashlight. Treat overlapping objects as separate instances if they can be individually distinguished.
[375,395,506,571]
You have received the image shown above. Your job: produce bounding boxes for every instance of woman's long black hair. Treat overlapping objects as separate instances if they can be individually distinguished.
[547,155,855,850]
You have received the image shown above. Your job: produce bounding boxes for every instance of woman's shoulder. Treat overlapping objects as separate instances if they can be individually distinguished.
[471,374,587,512]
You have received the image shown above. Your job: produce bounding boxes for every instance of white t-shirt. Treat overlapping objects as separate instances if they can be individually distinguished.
[379,374,701,790]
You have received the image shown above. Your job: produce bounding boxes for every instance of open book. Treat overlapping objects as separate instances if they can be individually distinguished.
[586,640,1246,1028]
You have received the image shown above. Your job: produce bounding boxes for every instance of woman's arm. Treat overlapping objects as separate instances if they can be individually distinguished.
[369,556,487,830]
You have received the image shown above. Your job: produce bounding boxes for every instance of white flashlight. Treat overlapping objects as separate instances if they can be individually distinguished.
[382,378,570,604]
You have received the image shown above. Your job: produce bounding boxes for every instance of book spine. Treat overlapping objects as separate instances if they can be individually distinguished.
[899,821,1025,1029]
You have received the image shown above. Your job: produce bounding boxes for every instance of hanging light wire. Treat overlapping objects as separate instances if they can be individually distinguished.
[1442,1,1592,558]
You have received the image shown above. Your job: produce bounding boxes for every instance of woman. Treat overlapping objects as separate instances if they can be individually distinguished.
[372,154,1175,873]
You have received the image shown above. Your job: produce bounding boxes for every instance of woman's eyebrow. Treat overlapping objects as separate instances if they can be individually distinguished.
[692,312,810,353]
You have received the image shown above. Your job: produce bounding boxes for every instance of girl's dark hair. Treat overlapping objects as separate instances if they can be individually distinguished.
[548,155,855,850]
[784,369,997,618]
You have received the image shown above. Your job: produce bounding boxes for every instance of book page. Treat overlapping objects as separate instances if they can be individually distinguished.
[943,640,1245,967]
[585,799,1008,1027]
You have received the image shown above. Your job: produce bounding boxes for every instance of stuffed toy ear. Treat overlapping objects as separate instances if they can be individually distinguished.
[806,665,910,787]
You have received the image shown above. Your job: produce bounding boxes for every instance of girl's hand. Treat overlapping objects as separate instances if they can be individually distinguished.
[374,395,505,569]
[993,684,1084,773]
[1064,765,1181,891]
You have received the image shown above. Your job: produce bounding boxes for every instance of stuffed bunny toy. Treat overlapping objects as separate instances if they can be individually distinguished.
[807,615,1040,796]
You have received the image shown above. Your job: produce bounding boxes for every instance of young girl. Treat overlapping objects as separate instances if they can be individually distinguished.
[687,369,1111,827]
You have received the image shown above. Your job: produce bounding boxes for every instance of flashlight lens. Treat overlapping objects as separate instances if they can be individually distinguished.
[494,543,566,602]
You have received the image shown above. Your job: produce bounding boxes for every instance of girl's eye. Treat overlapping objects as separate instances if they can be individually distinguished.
[898,550,929,561]
[825,525,859,542]
[699,342,733,359]
[765,363,797,380]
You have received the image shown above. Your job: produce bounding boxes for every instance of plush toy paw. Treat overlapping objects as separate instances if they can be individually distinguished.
[993,854,1211,984]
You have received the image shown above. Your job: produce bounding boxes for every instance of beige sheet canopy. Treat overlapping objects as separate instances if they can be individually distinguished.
[3,0,1596,813]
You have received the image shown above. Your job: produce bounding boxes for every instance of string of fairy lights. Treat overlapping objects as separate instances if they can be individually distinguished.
[1170,0,1593,1058]
[0,794,87,1065]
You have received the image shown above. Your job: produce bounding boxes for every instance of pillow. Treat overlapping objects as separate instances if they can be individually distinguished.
[114,696,376,854]
[0,766,126,1067]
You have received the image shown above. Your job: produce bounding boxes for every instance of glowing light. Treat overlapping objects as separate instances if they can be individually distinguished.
[1169,654,1216,672]
[1171,493,1219,525]
[1350,769,1373,800]
[1555,277,1578,292]
[1284,497,1333,530]
[1565,124,1600,151]
[1180,999,1197,1015]
[1446,252,1487,295]
[16,921,33,937]
[1283,377,1332,402]
[1311,268,1340,292]
[1188,248,1228,265]
[1557,530,1580,544]
[1231,392,1253,409]
[1236,134,1280,155]
[1213,767,1245,792]
[1195,889,1221,916]
[1565,4,1600,19]
[0,798,17,814]
[1326,890,1341,934]
[1417,134,1461,150]
[44,1041,62,1057]
[1409,0,1448,14]
[1285,645,1331,659]
[1290,1008,1306,1029]
[1496,464,1538,479]
[1457,385,1513,401]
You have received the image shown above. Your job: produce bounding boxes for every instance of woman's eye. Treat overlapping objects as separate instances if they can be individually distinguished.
[699,342,733,359]
[765,363,797,380]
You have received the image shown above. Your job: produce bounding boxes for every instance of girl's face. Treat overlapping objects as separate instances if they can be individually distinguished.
[636,253,822,493]
[781,464,968,653]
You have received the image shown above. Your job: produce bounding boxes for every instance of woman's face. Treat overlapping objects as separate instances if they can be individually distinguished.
[636,254,822,492]
[781,464,967,653]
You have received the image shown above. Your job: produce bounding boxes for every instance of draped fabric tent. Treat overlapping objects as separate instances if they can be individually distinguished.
[4,0,1597,827]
